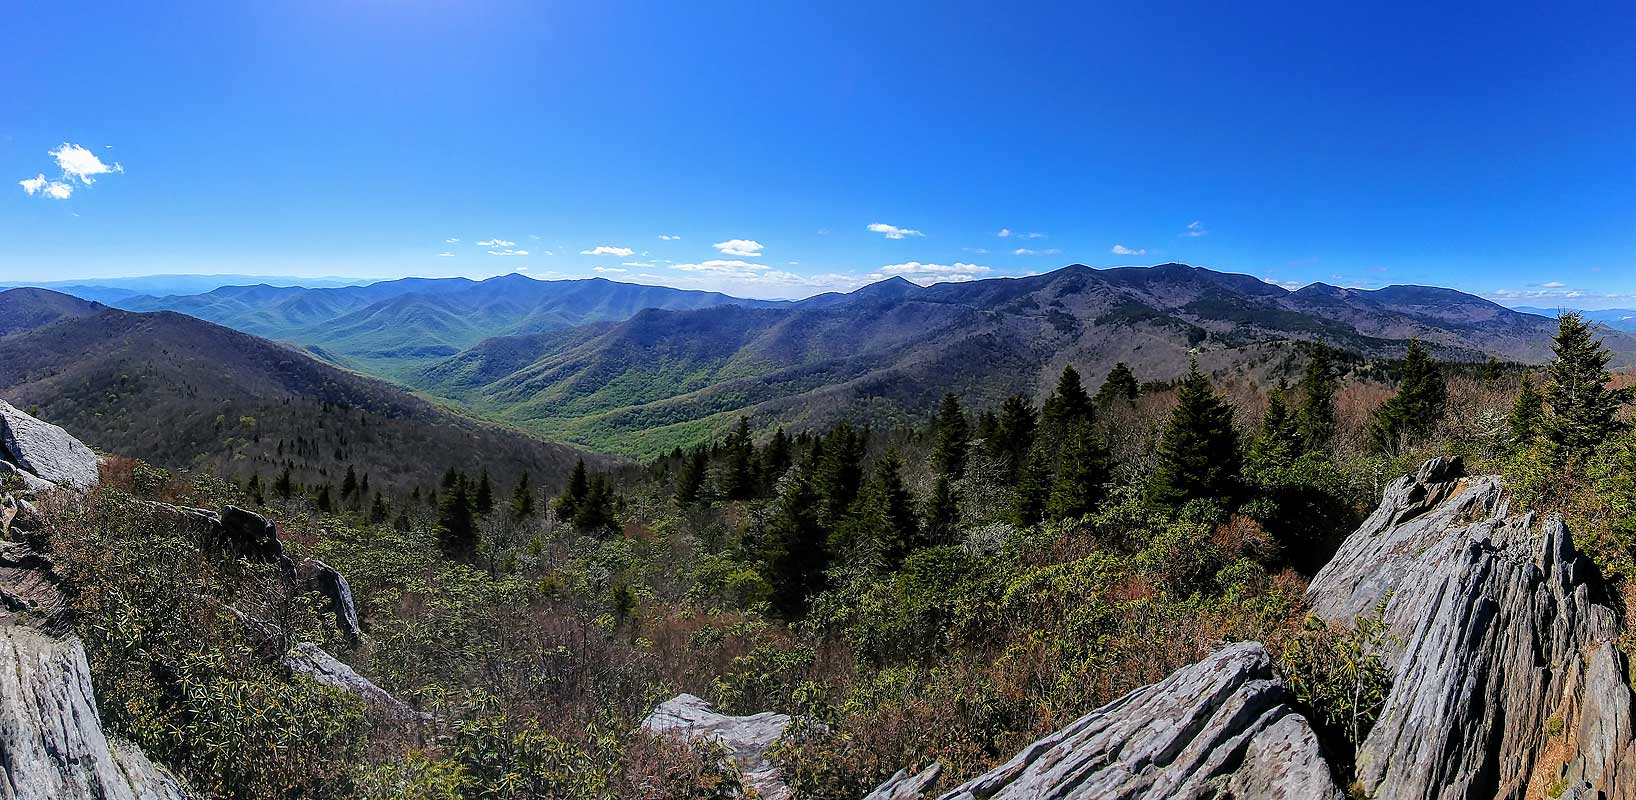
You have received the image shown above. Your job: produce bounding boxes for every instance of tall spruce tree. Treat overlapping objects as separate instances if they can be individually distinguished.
[1043,365,1093,427]
[1149,361,1242,506]
[555,459,589,520]
[923,474,960,544]
[1368,340,1447,455]
[759,428,792,492]
[815,422,868,525]
[931,394,971,479]
[573,475,617,533]
[834,451,920,569]
[1092,362,1140,405]
[763,469,828,616]
[675,447,708,506]
[721,417,759,500]
[993,394,1039,480]
[1296,343,1339,452]
[473,469,494,516]
[1248,383,1303,474]
[1543,313,1633,462]
[1507,374,1545,452]
[510,471,535,521]
[1044,419,1110,520]
[1011,447,1050,527]
[369,492,389,524]
[437,480,477,561]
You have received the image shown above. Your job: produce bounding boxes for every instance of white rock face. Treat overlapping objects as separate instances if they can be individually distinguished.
[284,642,426,721]
[920,641,1343,800]
[1308,456,1636,800]
[0,627,191,799]
[642,693,794,800]
[0,400,98,490]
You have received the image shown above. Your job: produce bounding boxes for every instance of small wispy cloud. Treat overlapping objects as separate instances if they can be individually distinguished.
[713,239,764,257]
[1012,248,1062,256]
[1110,244,1146,255]
[875,261,992,283]
[1541,281,1567,288]
[488,249,529,256]
[445,237,461,244]
[658,234,681,241]
[478,239,515,247]
[438,252,456,257]
[19,174,73,199]
[1181,221,1207,237]
[593,266,627,273]
[997,228,1046,239]
[867,222,924,240]
[582,245,635,257]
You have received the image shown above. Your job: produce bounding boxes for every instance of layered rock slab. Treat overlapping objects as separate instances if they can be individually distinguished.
[0,400,98,490]
[643,693,794,800]
[1308,457,1636,800]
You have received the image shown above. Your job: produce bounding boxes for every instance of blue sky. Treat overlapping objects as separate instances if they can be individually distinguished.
[5,1,1634,305]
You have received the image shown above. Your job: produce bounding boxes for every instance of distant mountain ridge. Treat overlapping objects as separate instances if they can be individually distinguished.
[116,273,784,378]
[1515,306,1636,332]
[0,288,602,494]
[414,262,1626,456]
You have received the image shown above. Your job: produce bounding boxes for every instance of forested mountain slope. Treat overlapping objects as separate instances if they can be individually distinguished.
[117,273,784,378]
[417,263,1630,456]
[0,288,602,495]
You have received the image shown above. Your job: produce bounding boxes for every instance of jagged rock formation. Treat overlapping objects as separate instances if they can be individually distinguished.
[297,558,362,647]
[1308,456,1636,800]
[889,642,1342,800]
[0,399,98,490]
[283,643,424,720]
[863,764,943,800]
[643,693,794,800]
[0,611,192,799]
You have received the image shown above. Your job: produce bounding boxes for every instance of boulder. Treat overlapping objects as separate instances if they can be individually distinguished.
[296,558,362,646]
[642,693,794,800]
[1308,457,1636,799]
[0,459,56,494]
[910,641,1342,800]
[0,400,98,490]
[283,642,426,721]
[863,764,942,800]
[0,626,192,799]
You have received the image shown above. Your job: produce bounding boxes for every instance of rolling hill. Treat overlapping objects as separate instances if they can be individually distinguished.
[414,263,1633,457]
[116,273,783,379]
[0,289,603,496]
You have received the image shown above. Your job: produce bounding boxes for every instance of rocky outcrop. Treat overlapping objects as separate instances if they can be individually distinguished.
[1308,457,1636,799]
[863,764,942,800]
[0,400,98,490]
[296,558,362,647]
[896,642,1342,800]
[0,626,192,799]
[643,693,794,800]
[283,642,425,721]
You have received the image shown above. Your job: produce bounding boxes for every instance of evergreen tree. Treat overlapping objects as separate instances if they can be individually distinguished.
[1368,340,1447,455]
[315,484,334,513]
[1480,356,1503,386]
[1010,447,1050,527]
[473,469,494,515]
[510,471,535,521]
[369,492,389,524]
[975,410,1000,445]
[1295,343,1339,452]
[674,447,708,506]
[759,428,792,492]
[573,475,617,533]
[555,459,590,520]
[392,512,411,532]
[834,451,919,569]
[722,417,758,501]
[763,469,828,616]
[814,423,868,525]
[1507,373,1545,452]
[440,467,460,491]
[1248,383,1303,473]
[1149,362,1242,506]
[1543,313,1634,462]
[437,480,477,561]
[340,466,358,499]
[1042,365,1093,427]
[923,474,960,544]
[1093,362,1140,405]
[931,394,971,479]
[1044,420,1110,520]
[992,394,1038,481]
[274,466,294,500]
[245,473,265,505]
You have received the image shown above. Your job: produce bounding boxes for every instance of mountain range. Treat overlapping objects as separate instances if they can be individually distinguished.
[0,288,599,494]
[1516,306,1636,332]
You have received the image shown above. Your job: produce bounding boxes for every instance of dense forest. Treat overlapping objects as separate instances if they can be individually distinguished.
[31,312,1636,799]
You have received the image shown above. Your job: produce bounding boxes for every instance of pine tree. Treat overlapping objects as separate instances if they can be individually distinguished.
[931,394,971,479]
[992,394,1038,481]
[245,473,265,505]
[1045,419,1110,520]
[473,469,494,515]
[340,465,358,499]
[440,467,460,491]
[923,474,960,544]
[834,451,920,569]
[814,423,867,525]
[763,469,828,617]
[437,480,477,561]
[510,471,535,521]
[1543,313,1634,462]
[1010,446,1050,527]
[274,466,294,500]
[315,484,334,512]
[759,428,792,492]
[555,459,589,520]
[1043,365,1093,427]
[1296,343,1339,452]
[1368,340,1446,455]
[573,475,617,533]
[1093,362,1140,405]
[369,492,389,524]
[1248,383,1303,473]
[1149,361,1242,506]
[722,417,758,501]
[1507,373,1545,452]
[674,447,708,506]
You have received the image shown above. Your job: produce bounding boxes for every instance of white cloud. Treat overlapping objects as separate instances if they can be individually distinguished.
[670,259,770,274]
[582,245,635,257]
[997,228,1046,239]
[1261,277,1307,290]
[1182,221,1207,237]
[445,237,461,244]
[593,266,627,273]
[488,249,529,256]
[19,174,73,199]
[1110,244,1146,255]
[1012,248,1062,256]
[1541,281,1567,288]
[622,261,657,268]
[867,222,924,239]
[875,261,992,284]
[713,239,764,257]
[50,143,122,184]
[478,239,515,247]
[438,252,456,257]
[658,234,681,241]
